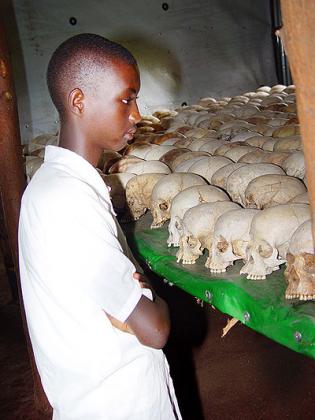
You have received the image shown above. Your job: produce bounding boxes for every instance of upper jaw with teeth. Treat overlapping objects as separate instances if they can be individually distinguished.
[285,293,315,300]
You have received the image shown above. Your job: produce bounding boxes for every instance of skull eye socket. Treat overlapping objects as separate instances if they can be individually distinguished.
[302,253,315,273]
[159,202,168,211]
[258,243,273,258]
[286,253,295,265]
[217,239,228,253]
[284,266,299,284]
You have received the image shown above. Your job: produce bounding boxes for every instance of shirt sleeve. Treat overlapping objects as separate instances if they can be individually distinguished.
[38,183,143,322]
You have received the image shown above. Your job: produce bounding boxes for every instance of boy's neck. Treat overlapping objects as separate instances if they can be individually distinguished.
[58,122,101,167]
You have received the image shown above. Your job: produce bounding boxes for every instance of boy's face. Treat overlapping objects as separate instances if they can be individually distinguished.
[84,60,141,152]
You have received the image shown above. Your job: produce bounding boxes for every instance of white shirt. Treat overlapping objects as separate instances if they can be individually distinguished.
[19,146,181,420]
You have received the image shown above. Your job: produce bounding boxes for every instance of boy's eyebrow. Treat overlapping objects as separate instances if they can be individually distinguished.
[124,88,137,95]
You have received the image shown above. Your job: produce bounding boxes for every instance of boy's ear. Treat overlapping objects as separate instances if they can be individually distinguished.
[68,88,84,115]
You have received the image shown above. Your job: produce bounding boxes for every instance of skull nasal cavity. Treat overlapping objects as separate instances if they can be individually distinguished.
[159,203,168,211]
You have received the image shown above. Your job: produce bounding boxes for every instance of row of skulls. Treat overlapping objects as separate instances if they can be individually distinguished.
[124,172,314,301]
[114,84,314,302]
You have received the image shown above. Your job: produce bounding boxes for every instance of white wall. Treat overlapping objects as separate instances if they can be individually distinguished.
[8,0,277,143]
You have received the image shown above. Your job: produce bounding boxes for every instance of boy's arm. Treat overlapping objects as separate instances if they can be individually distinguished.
[106,272,170,349]
[125,292,170,349]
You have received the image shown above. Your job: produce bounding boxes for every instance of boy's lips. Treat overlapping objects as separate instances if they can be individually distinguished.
[124,127,137,140]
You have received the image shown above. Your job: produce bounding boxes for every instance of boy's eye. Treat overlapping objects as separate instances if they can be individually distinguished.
[122,96,139,104]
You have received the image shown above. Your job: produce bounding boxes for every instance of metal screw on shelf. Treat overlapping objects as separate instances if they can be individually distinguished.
[244,311,251,322]
[163,278,168,284]
[294,331,302,342]
[168,282,174,287]
[205,290,212,302]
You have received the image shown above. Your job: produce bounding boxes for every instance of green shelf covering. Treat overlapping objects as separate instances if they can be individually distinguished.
[125,214,315,359]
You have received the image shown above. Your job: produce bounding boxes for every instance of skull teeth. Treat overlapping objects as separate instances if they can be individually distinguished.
[209,268,226,273]
[247,274,266,280]
[168,242,179,248]
[182,260,196,265]
[285,294,315,301]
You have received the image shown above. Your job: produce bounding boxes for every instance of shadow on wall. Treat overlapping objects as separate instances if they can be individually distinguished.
[114,34,182,114]
[217,0,277,89]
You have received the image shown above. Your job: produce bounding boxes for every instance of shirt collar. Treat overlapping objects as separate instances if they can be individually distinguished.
[44,145,111,201]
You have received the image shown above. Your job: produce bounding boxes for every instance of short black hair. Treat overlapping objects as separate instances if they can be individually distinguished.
[47,33,137,115]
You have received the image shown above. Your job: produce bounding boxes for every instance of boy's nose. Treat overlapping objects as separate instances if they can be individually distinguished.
[129,102,141,124]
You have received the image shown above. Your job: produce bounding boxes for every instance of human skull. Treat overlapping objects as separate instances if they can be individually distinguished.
[240,204,310,280]
[262,138,278,151]
[229,130,259,143]
[108,156,144,173]
[188,138,214,151]
[159,148,190,168]
[209,209,259,273]
[102,173,135,214]
[214,142,244,156]
[216,121,254,141]
[272,125,300,138]
[171,151,210,171]
[176,201,240,265]
[211,163,247,190]
[125,173,166,221]
[185,127,211,138]
[174,156,210,173]
[123,144,154,159]
[262,152,290,167]
[273,136,302,152]
[188,156,233,183]
[127,160,171,175]
[199,140,229,155]
[245,136,271,148]
[289,192,309,205]
[167,185,230,247]
[224,146,259,162]
[149,173,207,228]
[159,136,183,146]
[284,220,315,300]
[238,150,267,164]
[143,145,176,160]
[174,138,195,149]
[226,163,285,206]
[244,175,306,209]
[281,151,305,180]
[232,106,260,120]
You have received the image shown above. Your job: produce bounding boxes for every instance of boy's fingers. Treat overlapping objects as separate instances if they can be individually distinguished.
[133,272,146,282]
[133,272,150,289]
[133,272,141,280]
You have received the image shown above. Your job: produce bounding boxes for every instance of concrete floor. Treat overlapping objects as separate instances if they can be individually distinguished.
[1,268,315,419]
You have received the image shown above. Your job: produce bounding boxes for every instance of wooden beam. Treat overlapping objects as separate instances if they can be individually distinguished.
[0,13,52,416]
[280,0,315,249]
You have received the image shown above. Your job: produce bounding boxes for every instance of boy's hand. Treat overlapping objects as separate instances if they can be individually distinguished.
[105,272,156,335]
[133,272,151,289]
[106,313,134,335]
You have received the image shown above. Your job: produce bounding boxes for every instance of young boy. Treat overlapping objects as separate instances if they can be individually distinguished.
[18,33,181,420]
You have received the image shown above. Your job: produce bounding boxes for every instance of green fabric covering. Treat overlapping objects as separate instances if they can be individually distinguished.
[124,214,315,359]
